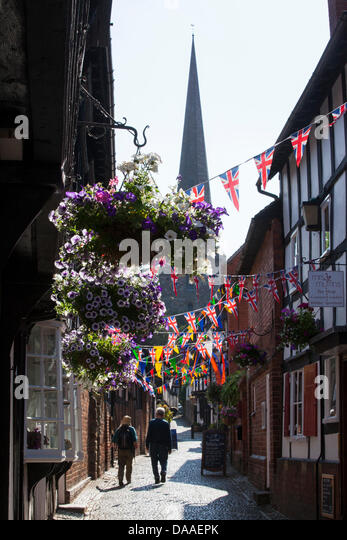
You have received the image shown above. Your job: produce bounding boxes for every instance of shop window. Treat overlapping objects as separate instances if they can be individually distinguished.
[321,196,331,257]
[25,321,83,463]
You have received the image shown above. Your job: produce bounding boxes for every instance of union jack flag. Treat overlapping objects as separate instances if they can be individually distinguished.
[171,267,179,296]
[184,312,197,332]
[224,276,232,300]
[166,316,179,334]
[219,167,240,211]
[225,298,238,318]
[149,348,157,365]
[208,276,215,300]
[186,184,205,203]
[254,146,275,190]
[238,276,246,303]
[213,333,223,352]
[167,333,177,348]
[227,333,238,348]
[285,267,303,294]
[204,305,219,327]
[291,126,312,168]
[252,274,260,302]
[265,273,280,303]
[280,270,287,294]
[196,333,205,347]
[181,333,191,348]
[330,103,347,126]
[239,331,248,343]
[196,343,207,359]
[244,289,258,312]
[163,347,172,364]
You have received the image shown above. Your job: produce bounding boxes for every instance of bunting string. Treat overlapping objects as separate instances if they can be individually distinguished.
[182,100,347,209]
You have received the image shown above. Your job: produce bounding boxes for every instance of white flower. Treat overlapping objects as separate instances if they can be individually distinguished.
[164,230,177,241]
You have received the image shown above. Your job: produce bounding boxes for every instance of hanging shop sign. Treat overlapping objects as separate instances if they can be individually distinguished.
[308,271,345,308]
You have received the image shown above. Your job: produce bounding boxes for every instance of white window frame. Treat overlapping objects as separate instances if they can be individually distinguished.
[24,320,83,463]
[323,356,339,424]
[320,195,331,258]
[289,229,300,294]
[261,401,267,430]
[290,369,305,439]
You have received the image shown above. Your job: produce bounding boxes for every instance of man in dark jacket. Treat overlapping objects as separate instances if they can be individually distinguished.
[146,407,172,484]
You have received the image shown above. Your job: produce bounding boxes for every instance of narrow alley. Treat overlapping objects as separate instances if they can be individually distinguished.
[55,417,286,521]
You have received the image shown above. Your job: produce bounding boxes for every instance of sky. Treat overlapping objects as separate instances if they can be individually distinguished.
[111,0,331,259]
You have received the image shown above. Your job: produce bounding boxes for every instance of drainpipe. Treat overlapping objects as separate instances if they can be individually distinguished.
[256,178,279,201]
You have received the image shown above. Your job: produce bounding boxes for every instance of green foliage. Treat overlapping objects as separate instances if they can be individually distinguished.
[220,371,244,407]
[157,402,174,424]
[279,303,319,352]
[206,382,222,404]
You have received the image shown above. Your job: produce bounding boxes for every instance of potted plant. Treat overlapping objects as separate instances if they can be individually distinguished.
[278,303,319,352]
[232,342,267,369]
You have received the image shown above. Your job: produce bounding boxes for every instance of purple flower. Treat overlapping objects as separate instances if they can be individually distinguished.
[113,192,125,201]
[65,191,79,199]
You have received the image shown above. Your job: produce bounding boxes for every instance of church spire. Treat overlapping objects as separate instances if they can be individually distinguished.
[179,36,211,203]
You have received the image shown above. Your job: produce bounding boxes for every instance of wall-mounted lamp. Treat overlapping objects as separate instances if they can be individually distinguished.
[302,200,320,231]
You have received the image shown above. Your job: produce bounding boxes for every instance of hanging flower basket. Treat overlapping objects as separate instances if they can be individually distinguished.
[221,406,238,425]
[52,266,166,341]
[278,303,319,352]
[232,342,267,368]
[49,154,228,272]
[62,329,137,391]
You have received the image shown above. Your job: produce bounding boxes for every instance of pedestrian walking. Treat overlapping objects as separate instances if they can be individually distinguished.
[145,407,172,484]
[112,416,137,487]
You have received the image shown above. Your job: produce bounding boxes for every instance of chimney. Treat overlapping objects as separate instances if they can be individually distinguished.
[328,0,347,35]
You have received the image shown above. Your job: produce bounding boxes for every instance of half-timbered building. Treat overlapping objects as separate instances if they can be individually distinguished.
[268,4,347,520]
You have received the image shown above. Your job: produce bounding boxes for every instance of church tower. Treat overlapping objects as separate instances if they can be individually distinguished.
[179,35,211,202]
[160,36,211,317]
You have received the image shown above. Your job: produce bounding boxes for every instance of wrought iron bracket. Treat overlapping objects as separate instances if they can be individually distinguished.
[78,120,149,150]
[79,85,149,151]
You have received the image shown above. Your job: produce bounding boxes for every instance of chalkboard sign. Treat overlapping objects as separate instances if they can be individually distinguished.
[321,474,335,519]
[201,429,226,476]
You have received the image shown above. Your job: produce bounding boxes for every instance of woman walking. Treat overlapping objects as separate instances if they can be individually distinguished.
[112,416,137,487]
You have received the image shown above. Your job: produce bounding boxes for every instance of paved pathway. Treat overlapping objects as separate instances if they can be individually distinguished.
[55,417,286,521]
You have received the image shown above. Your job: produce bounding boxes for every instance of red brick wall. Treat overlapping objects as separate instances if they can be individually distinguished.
[227,217,284,492]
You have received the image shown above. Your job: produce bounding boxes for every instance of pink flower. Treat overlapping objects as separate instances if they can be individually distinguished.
[109,177,119,187]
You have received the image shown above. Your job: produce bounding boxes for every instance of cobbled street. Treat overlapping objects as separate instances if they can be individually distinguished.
[55,417,286,521]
